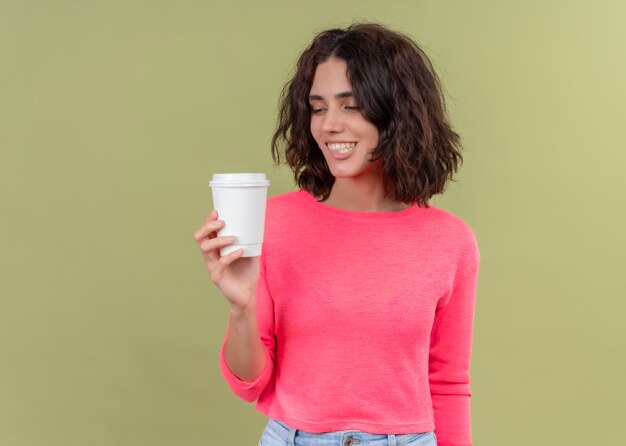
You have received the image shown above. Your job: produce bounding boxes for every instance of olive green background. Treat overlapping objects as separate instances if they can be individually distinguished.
[1,1,624,445]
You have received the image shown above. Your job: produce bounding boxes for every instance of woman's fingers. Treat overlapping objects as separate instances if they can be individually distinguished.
[192,209,219,240]
[193,212,233,264]
[193,218,224,242]
[205,209,218,223]
[193,211,247,291]
[200,235,236,256]
[218,248,245,266]
[210,248,245,282]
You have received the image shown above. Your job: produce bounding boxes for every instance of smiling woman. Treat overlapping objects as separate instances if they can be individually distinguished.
[308,58,383,187]
[271,22,463,212]
[195,22,480,446]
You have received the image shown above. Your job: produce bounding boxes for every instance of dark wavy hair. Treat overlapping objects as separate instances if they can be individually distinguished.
[271,22,463,208]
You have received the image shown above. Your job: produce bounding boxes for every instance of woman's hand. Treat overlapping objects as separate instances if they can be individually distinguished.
[192,209,260,309]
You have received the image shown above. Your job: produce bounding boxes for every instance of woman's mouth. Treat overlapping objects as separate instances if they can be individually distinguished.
[326,142,357,155]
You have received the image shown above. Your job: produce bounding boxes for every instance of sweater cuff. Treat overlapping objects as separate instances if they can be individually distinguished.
[219,337,272,402]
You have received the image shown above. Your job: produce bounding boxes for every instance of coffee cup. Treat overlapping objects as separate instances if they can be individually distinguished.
[208,173,270,257]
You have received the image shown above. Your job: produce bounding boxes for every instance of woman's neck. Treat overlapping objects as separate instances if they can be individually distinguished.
[320,177,410,212]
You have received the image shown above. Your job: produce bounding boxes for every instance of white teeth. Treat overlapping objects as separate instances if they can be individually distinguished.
[327,142,356,153]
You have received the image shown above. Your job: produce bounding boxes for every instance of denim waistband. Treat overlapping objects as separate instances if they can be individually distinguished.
[266,418,435,446]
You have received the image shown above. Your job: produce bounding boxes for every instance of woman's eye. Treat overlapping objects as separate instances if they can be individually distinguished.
[310,105,359,114]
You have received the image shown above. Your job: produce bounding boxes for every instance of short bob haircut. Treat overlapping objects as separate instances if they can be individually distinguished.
[271,22,463,208]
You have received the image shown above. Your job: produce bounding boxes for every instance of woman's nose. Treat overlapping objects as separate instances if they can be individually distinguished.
[321,107,344,133]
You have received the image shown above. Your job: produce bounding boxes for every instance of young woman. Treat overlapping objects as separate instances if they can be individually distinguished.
[193,22,480,446]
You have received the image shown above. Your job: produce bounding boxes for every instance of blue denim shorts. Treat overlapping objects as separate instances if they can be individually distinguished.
[259,418,437,446]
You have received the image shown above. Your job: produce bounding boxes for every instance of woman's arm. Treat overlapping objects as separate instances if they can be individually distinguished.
[193,209,276,402]
[429,248,480,446]
[223,303,267,381]
[218,246,276,402]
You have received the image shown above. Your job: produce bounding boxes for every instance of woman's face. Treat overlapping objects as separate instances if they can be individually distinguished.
[308,57,381,181]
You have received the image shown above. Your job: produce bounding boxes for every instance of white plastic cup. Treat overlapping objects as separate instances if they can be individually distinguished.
[208,173,270,257]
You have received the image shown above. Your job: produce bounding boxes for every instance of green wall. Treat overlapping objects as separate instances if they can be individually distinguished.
[1,1,624,444]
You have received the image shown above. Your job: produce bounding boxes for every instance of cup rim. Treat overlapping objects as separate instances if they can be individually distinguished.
[209,173,270,188]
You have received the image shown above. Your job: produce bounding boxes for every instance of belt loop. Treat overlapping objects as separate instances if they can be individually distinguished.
[288,425,297,446]
[387,434,397,446]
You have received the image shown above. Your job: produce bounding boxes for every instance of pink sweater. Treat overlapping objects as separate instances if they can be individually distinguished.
[219,190,480,446]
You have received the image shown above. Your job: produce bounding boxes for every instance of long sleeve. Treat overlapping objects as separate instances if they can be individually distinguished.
[218,246,276,402]
[429,257,480,446]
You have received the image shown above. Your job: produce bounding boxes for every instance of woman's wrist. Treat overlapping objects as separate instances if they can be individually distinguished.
[229,301,256,320]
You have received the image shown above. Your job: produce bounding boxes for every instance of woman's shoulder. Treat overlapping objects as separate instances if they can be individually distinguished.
[437,206,480,267]
[428,205,476,232]
[267,189,302,204]
[267,189,306,213]
[423,204,479,253]
[265,189,313,222]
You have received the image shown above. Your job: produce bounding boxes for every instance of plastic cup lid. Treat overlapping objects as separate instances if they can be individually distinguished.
[209,173,270,188]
